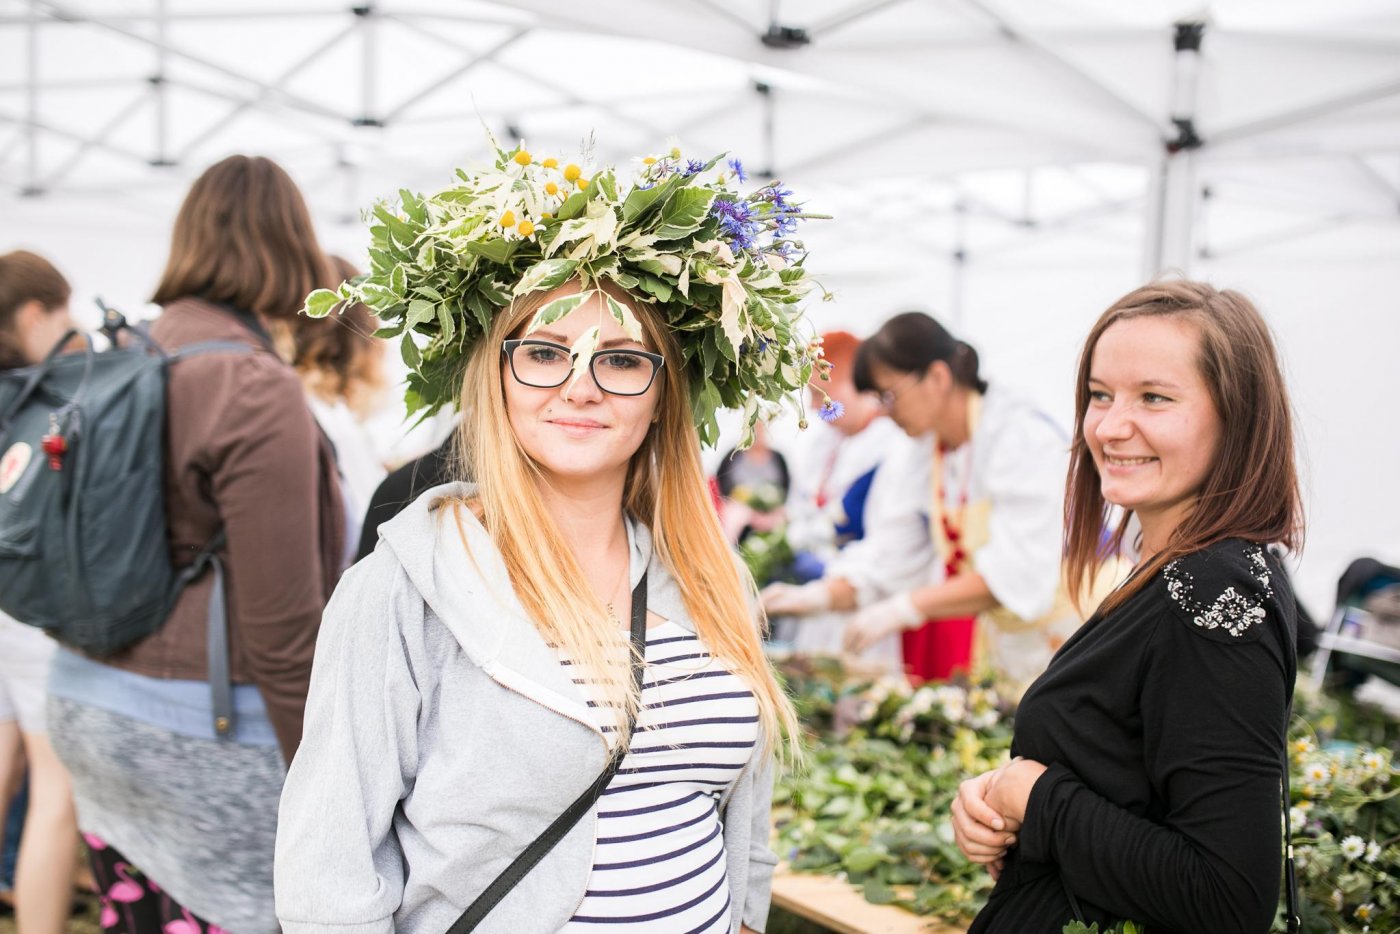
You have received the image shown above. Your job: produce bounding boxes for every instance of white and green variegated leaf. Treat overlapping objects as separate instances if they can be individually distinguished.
[407,299,436,327]
[719,276,748,359]
[389,264,407,297]
[527,291,591,332]
[359,282,400,311]
[564,325,601,397]
[303,288,340,318]
[605,293,643,342]
[436,305,456,343]
[653,188,716,241]
[513,258,579,297]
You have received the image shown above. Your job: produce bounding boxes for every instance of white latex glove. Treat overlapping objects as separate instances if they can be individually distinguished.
[760,581,832,617]
[843,591,924,654]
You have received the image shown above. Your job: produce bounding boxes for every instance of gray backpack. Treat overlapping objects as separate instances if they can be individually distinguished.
[0,306,249,671]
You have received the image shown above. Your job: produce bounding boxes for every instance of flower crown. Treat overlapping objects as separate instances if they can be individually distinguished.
[303,138,831,447]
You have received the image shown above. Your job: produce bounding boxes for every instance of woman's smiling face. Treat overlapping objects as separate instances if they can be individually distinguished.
[502,283,661,491]
[1084,315,1223,543]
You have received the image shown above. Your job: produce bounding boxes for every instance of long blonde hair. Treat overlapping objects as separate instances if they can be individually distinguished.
[452,281,799,758]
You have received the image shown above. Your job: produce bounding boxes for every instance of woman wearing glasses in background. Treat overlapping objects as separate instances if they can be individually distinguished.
[762,312,1086,692]
[275,279,795,933]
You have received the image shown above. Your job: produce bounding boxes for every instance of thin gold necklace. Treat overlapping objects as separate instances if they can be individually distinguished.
[602,541,630,627]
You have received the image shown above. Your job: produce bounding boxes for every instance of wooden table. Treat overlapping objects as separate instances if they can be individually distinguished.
[770,869,968,934]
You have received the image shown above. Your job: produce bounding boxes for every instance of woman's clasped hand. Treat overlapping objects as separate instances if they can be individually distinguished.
[952,758,1046,879]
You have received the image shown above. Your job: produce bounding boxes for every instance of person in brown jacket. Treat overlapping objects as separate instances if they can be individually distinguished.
[46,155,343,934]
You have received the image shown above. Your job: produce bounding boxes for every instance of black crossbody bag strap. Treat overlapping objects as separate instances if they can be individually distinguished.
[446,571,649,934]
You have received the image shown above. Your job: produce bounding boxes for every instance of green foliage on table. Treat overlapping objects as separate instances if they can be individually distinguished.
[773,659,1012,924]
[740,525,796,589]
[776,658,1400,931]
[1281,695,1399,933]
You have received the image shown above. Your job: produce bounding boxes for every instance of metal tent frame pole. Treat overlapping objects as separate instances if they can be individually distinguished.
[1144,21,1206,278]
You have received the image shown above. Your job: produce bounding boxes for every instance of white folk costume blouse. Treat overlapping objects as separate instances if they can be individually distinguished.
[776,416,907,672]
[827,385,1076,692]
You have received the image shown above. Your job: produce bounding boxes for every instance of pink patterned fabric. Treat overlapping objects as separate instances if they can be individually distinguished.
[86,833,230,934]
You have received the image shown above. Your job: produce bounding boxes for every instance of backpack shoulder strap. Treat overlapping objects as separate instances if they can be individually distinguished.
[170,340,258,363]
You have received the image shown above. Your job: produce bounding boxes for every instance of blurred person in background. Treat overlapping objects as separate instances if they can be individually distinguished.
[716,422,790,546]
[763,312,1076,692]
[767,330,905,672]
[0,249,82,933]
[292,255,390,570]
[46,156,345,934]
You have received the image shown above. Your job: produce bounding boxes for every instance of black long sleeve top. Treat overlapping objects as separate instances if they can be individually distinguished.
[969,539,1297,934]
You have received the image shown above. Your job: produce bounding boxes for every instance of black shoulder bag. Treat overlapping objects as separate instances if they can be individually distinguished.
[446,571,649,934]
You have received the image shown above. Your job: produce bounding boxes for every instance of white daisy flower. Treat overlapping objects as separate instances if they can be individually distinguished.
[1364,840,1381,863]
[1340,834,1366,860]
[1304,761,1331,784]
[970,709,1000,730]
[1289,807,1307,833]
[1360,751,1385,772]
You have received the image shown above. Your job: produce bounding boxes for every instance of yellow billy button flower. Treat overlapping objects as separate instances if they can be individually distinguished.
[577,177,590,190]
[541,157,558,169]
[563,164,581,182]
[517,219,536,237]
[669,146,682,158]
[545,181,559,196]
[499,210,516,228]
[513,150,532,165]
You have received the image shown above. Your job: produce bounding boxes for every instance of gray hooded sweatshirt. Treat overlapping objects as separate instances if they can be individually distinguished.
[274,483,778,933]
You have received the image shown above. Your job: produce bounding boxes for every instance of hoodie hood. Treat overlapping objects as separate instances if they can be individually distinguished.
[375,481,693,732]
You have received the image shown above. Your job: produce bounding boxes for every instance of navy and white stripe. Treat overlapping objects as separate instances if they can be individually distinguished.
[559,621,758,932]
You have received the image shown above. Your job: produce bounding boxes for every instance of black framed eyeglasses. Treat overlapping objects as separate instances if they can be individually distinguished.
[502,339,665,397]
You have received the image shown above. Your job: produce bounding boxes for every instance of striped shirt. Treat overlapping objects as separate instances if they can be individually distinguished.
[559,620,759,932]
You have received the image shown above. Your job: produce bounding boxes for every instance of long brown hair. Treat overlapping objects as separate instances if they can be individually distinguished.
[292,256,387,417]
[0,250,71,370]
[1065,280,1303,615]
[453,281,800,759]
[152,155,333,323]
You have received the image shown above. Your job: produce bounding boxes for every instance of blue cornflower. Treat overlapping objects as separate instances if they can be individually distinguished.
[711,198,761,252]
[762,186,799,238]
[727,157,747,183]
[819,398,845,423]
[684,158,705,176]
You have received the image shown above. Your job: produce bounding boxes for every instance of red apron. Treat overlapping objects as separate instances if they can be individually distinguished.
[901,433,976,683]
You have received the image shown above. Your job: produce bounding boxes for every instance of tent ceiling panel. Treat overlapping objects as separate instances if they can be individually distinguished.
[2,0,1397,266]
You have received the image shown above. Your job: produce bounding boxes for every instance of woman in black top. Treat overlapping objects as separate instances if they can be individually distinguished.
[953,281,1303,933]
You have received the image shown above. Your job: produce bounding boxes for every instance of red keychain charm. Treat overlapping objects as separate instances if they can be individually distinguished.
[41,414,68,471]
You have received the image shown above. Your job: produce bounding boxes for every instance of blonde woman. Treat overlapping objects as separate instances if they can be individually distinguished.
[275,278,798,933]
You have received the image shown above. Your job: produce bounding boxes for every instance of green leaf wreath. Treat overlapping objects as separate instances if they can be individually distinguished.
[304,138,830,448]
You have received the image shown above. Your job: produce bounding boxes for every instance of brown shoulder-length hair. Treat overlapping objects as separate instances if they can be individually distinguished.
[152,155,332,322]
[1065,280,1304,615]
[0,250,71,370]
[292,256,387,417]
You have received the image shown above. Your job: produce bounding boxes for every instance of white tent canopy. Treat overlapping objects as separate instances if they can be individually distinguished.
[3,0,1399,613]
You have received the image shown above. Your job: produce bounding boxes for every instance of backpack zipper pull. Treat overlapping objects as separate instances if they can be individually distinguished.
[41,413,68,471]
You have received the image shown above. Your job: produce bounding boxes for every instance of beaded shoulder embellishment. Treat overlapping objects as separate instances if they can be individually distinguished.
[1162,545,1272,638]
